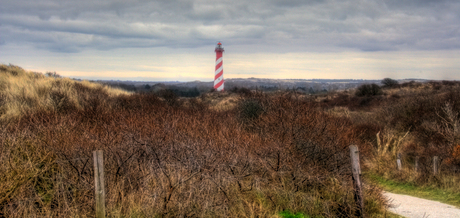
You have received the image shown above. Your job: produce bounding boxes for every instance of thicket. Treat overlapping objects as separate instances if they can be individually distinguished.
[0,65,387,217]
[374,84,460,174]
[355,84,382,97]
[324,80,460,192]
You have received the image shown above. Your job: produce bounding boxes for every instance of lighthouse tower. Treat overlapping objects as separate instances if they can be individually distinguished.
[214,42,224,91]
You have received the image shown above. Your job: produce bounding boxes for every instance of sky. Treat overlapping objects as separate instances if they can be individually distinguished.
[1,0,460,81]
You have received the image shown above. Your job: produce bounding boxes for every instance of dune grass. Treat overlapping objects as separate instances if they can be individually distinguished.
[0,64,129,121]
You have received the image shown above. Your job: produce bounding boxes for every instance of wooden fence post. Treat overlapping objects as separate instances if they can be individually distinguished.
[433,156,439,175]
[350,145,364,218]
[93,150,105,218]
[414,156,419,172]
[396,153,402,171]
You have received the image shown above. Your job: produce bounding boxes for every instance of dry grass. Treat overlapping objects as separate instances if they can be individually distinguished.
[199,91,239,111]
[6,64,460,216]
[0,64,129,121]
[0,66,388,217]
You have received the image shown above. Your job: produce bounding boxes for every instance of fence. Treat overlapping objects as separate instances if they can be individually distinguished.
[350,145,364,217]
[90,147,365,218]
[396,153,441,175]
[1,147,365,218]
[72,147,366,218]
[93,150,105,218]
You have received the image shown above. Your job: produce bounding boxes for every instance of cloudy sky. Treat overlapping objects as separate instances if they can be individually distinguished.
[1,0,459,81]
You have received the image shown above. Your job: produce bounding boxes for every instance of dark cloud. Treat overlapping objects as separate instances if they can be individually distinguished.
[1,0,459,53]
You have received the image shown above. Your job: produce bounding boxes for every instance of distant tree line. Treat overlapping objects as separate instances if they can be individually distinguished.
[167,86,201,97]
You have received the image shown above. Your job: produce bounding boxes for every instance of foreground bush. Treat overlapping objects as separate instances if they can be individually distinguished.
[0,90,386,217]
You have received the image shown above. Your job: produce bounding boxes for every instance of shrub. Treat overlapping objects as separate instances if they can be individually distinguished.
[401,81,422,88]
[237,98,265,127]
[355,84,382,97]
[0,65,389,217]
[45,71,61,78]
[381,78,399,88]
[229,87,252,96]
[158,89,179,106]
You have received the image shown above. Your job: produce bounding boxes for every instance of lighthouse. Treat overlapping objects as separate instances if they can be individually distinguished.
[214,42,224,91]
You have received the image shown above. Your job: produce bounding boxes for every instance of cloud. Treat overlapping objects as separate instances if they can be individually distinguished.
[0,0,459,53]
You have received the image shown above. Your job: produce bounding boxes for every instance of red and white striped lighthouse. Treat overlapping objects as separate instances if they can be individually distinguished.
[214,42,224,91]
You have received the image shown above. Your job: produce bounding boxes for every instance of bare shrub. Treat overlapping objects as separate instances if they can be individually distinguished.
[381,78,399,88]
[0,67,388,217]
[355,84,382,97]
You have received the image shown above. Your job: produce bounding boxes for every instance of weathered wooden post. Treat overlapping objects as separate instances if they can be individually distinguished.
[396,153,402,171]
[414,156,419,172]
[433,156,439,175]
[93,150,105,218]
[350,145,364,218]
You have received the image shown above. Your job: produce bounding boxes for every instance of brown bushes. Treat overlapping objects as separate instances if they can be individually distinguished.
[9,63,460,216]
[0,89,385,217]
[341,81,460,187]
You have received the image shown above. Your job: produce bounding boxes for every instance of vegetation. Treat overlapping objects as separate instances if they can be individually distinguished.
[366,173,460,207]
[324,78,460,209]
[381,78,399,88]
[1,65,459,217]
[0,64,129,121]
[355,84,382,97]
[0,64,391,217]
[279,210,308,218]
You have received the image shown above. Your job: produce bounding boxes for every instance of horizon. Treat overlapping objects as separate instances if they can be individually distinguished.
[69,75,432,83]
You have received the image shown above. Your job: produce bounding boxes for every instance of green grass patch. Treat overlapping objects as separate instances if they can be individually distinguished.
[279,210,309,218]
[365,172,460,207]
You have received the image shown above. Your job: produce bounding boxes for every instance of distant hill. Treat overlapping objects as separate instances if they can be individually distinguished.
[98,77,428,94]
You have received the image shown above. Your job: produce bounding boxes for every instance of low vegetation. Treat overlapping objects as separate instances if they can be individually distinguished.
[322,79,460,207]
[0,64,129,121]
[1,64,459,217]
[366,173,460,207]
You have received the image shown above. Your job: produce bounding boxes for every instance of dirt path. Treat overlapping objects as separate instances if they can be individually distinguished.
[383,192,460,218]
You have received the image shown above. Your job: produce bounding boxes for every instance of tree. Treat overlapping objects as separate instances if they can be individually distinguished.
[355,84,382,97]
[45,71,61,78]
[381,78,399,88]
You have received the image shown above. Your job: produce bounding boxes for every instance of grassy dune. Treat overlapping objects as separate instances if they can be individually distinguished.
[0,64,129,121]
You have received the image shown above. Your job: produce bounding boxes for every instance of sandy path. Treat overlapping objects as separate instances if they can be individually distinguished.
[383,192,460,218]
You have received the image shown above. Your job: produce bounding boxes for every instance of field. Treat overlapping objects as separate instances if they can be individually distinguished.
[1,64,460,217]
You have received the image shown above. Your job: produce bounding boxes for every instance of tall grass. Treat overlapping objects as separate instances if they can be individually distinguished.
[0,64,129,121]
[0,66,388,217]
